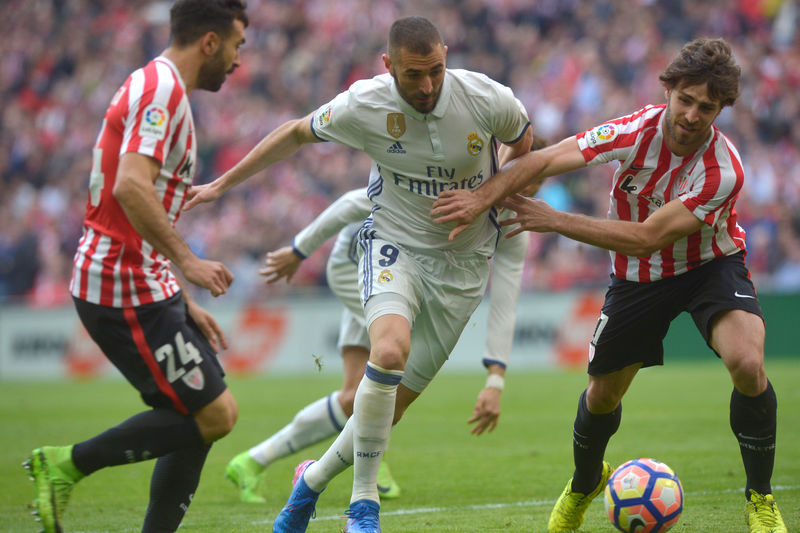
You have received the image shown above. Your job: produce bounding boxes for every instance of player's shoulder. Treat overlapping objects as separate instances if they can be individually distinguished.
[613,104,664,129]
[447,68,510,97]
[344,73,394,106]
[131,58,186,101]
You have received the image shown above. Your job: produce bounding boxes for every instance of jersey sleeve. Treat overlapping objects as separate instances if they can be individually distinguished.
[482,220,529,369]
[486,81,531,145]
[120,62,183,165]
[309,86,367,151]
[575,106,659,166]
[292,187,372,258]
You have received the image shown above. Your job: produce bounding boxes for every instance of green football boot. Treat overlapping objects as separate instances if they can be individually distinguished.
[745,490,787,533]
[548,461,612,532]
[225,451,266,503]
[376,461,401,500]
[23,446,84,533]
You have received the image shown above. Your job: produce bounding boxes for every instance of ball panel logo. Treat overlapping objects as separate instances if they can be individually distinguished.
[587,123,617,147]
[139,104,169,140]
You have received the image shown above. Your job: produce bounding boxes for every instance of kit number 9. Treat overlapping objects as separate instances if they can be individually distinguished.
[379,244,399,267]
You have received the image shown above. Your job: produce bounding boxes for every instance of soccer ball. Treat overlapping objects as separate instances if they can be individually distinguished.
[604,458,683,532]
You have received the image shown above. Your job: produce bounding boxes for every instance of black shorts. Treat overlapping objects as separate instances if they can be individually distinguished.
[588,251,763,376]
[73,293,227,414]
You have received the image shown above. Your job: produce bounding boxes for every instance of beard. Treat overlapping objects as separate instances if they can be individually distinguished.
[197,48,230,92]
[391,70,439,114]
[664,101,705,147]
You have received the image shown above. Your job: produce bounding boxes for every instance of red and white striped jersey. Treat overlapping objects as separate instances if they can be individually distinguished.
[70,56,196,307]
[576,104,746,282]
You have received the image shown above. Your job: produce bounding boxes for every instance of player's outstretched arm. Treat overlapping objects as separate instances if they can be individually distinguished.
[184,113,318,211]
[499,195,704,256]
[259,188,371,284]
[431,136,585,240]
[114,152,233,297]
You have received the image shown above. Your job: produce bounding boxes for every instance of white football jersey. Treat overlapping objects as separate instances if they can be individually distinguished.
[310,69,530,256]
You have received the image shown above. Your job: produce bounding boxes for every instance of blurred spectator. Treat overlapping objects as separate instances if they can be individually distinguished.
[1,0,798,306]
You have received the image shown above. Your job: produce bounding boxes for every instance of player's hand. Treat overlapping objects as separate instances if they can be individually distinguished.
[498,194,558,238]
[468,386,501,435]
[183,181,222,211]
[180,256,234,297]
[259,246,303,284]
[186,300,228,353]
[431,189,487,241]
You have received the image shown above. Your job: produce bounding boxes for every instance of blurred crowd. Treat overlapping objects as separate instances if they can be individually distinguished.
[1,0,799,307]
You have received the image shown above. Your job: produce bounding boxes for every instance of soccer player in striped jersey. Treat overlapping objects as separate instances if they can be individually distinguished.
[24,2,247,532]
[432,38,785,533]
[225,179,530,503]
[184,16,533,532]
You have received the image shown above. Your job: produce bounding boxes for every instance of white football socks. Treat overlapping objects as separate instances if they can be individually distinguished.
[350,362,403,504]
[303,416,355,491]
[248,391,348,467]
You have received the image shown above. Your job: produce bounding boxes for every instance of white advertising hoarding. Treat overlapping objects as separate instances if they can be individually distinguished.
[0,291,603,380]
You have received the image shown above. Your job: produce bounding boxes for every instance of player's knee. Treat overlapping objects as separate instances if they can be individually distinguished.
[726,353,767,395]
[370,338,407,370]
[195,391,238,442]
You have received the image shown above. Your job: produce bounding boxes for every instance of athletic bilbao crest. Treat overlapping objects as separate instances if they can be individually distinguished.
[182,366,205,390]
[387,113,406,138]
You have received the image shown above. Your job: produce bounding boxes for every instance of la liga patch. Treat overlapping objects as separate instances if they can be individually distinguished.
[587,123,618,147]
[139,103,169,140]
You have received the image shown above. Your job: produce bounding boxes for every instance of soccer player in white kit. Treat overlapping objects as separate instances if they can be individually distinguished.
[184,16,532,532]
[225,185,529,503]
[432,38,785,533]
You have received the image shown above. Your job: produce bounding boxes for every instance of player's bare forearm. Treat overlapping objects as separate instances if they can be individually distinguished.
[500,195,703,257]
[114,154,196,267]
[184,114,317,210]
[222,117,312,188]
[115,154,234,296]
[497,126,533,168]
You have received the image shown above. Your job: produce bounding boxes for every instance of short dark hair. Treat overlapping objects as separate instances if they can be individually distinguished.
[659,38,741,107]
[388,16,444,63]
[169,0,249,47]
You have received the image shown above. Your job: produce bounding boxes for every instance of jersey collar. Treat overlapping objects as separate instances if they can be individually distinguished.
[154,56,187,92]
[390,70,453,121]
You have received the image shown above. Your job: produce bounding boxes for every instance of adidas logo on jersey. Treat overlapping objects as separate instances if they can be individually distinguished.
[387,142,406,154]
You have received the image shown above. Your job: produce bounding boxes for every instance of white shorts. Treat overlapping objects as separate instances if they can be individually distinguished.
[358,237,490,392]
[326,240,370,351]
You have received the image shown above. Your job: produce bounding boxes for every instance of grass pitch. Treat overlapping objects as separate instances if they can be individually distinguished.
[2,359,797,532]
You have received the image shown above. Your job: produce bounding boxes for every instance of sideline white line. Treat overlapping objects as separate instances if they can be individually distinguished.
[254,484,800,524]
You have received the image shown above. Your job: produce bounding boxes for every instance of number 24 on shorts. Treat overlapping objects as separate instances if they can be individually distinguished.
[154,331,203,383]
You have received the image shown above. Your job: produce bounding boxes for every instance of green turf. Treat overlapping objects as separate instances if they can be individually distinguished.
[2,359,797,532]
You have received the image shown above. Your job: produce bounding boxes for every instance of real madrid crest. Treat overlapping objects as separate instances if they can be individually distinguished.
[378,269,394,283]
[387,113,406,139]
[467,132,484,156]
